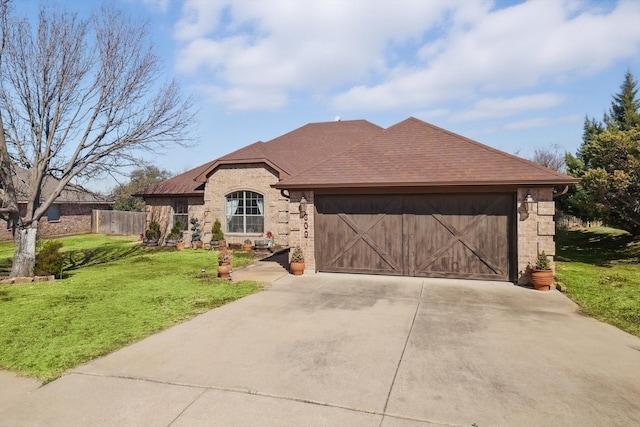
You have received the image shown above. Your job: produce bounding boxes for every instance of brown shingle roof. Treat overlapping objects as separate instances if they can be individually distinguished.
[137,161,213,197]
[11,168,111,204]
[276,117,579,189]
[194,120,384,182]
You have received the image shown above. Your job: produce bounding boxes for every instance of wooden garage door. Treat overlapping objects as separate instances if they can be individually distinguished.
[315,194,514,281]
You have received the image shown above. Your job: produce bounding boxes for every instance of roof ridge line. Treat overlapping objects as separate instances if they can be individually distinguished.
[277,122,385,183]
[408,116,574,179]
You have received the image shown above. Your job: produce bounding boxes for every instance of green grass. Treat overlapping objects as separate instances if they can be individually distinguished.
[555,227,640,337]
[0,234,261,381]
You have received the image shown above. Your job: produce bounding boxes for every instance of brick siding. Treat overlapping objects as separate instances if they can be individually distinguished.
[203,164,290,247]
[0,203,110,241]
[287,190,315,272]
[516,187,556,284]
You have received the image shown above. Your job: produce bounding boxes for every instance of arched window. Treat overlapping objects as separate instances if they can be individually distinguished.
[226,191,264,233]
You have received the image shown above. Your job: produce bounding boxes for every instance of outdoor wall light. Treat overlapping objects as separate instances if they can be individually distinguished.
[523,193,535,213]
[299,195,308,218]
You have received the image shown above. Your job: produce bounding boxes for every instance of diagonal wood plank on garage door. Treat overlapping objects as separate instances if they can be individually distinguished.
[410,195,511,280]
[315,193,513,280]
[315,195,404,275]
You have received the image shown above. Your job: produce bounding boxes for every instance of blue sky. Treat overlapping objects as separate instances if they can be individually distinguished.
[14,0,640,191]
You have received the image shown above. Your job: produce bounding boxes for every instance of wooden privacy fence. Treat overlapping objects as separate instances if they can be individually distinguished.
[92,210,145,236]
[555,211,602,230]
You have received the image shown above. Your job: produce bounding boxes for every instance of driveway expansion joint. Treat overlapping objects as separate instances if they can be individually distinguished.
[379,282,424,427]
[72,371,456,425]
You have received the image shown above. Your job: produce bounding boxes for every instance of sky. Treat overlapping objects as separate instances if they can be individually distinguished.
[13,0,640,192]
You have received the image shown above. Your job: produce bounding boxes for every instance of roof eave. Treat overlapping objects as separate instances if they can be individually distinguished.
[138,191,204,198]
[274,178,580,190]
[194,158,286,182]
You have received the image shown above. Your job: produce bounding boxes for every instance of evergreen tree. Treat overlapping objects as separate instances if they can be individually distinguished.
[606,71,640,131]
[563,72,640,236]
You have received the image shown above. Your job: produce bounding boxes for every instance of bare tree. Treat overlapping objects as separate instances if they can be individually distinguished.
[0,1,20,249]
[531,145,566,172]
[0,5,195,277]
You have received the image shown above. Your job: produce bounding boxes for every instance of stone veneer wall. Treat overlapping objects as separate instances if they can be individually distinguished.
[287,190,315,273]
[0,203,108,241]
[203,164,290,246]
[516,187,556,284]
[144,196,204,245]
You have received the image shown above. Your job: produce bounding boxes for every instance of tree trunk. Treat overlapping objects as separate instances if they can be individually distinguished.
[10,222,38,278]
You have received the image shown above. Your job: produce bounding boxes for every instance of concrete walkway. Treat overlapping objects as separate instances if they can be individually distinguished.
[2,271,640,426]
[230,251,290,284]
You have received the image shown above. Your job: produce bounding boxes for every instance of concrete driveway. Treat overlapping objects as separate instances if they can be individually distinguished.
[2,273,640,426]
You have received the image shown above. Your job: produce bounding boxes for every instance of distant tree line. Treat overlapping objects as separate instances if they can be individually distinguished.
[533,72,640,237]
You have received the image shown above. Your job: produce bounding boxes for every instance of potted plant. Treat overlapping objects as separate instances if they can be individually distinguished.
[190,217,203,249]
[211,218,225,250]
[165,221,183,248]
[143,221,161,246]
[243,239,253,251]
[530,251,553,291]
[290,246,305,276]
[217,245,232,279]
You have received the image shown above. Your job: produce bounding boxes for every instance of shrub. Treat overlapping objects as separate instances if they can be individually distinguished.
[168,221,183,241]
[190,217,201,242]
[218,245,232,265]
[291,246,304,262]
[35,240,65,277]
[145,221,161,240]
[535,251,551,270]
[211,219,224,242]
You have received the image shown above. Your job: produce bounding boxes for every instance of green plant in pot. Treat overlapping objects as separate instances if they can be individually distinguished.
[166,221,184,249]
[290,246,305,276]
[190,217,202,248]
[143,221,161,246]
[529,251,553,291]
[211,218,225,249]
[217,245,232,279]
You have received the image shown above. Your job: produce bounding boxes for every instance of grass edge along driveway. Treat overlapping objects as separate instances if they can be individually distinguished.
[0,234,261,382]
[555,227,640,338]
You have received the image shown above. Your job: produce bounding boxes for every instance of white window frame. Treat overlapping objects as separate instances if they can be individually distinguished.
[225,191,264,234]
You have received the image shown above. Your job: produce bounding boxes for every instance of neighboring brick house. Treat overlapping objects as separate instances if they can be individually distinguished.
[140,117,578,284]
[0,169,112,241]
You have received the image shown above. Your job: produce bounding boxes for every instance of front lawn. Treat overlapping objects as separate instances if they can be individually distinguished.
[0,234,261,381]
[555,227,640,338]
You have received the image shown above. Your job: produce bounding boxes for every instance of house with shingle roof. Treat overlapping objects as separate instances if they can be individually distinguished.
[0,169,112,240]
[139,117,578,284]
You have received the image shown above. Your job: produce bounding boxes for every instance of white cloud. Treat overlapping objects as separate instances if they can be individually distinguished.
[503,114,582,130]
[198,84,288,111]
[140,0,170,13]
[455,93,567,122]
[172,0,640,112]
[174,0,464,110]
[334,0,640,111]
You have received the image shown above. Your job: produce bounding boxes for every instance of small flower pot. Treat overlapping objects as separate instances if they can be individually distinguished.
[194,241,203,249]
[290,261,305,276]
[175,242,185,251]
[530,269,553,291]
[218,263,231,279]
[243,244,253,251]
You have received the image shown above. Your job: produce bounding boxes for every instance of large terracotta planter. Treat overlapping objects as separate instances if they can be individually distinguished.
[243,244,253,251]
[218,263,231,279]
[194,241,203,249]
[530,269,553,291]
[176,242,185,251]
[290,261,305,276]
